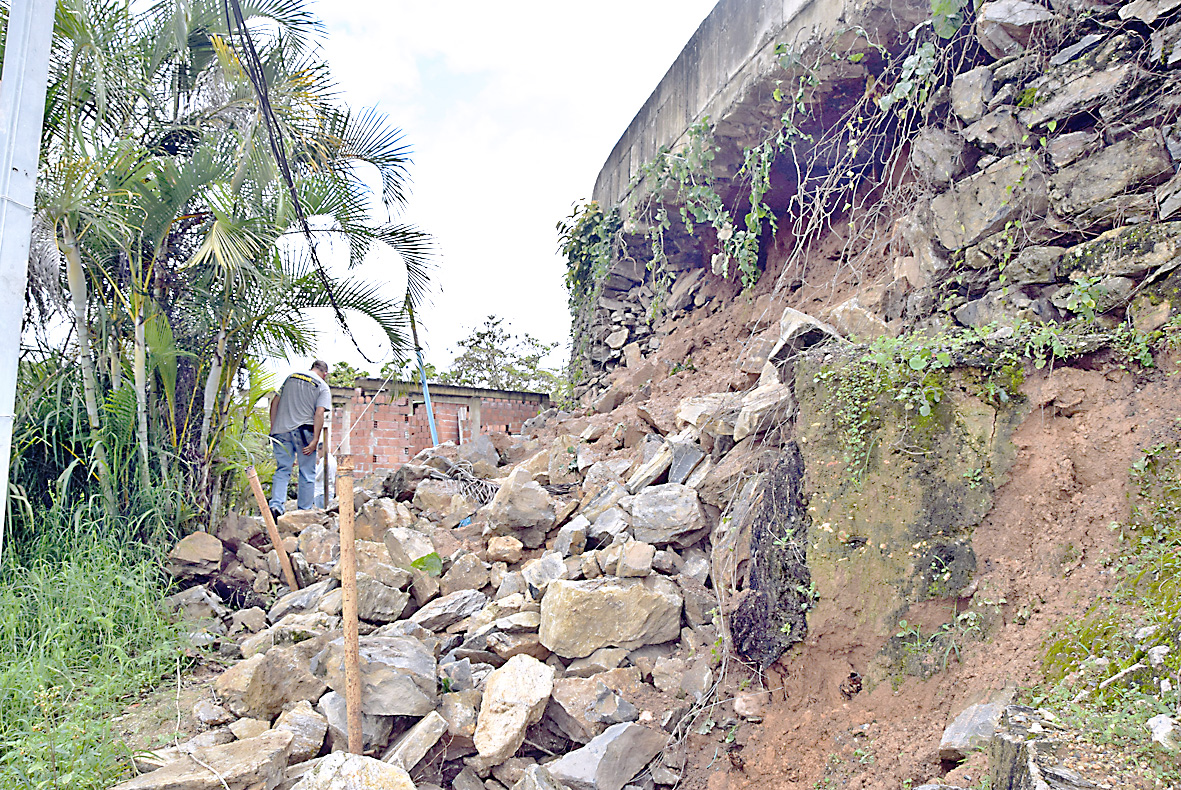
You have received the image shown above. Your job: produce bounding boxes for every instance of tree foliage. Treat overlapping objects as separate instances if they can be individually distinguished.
[437,316,565,394]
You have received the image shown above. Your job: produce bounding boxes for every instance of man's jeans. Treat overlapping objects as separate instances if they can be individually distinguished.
[269,429,316,513]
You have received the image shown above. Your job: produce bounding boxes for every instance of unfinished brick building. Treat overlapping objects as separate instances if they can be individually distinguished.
[325,379,550,474]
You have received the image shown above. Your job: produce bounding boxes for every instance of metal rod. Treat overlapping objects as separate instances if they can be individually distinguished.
[336,453,362,754]
[244,466,300,591]
[0,0,57,564]
[321,422,331,508]
[407,305,439,447]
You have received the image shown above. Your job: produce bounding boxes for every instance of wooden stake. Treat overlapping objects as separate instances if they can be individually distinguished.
[336,453,363,754]
[245,465,300,591]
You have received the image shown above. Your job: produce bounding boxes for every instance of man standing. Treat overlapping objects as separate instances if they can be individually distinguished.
[269,360,331,517]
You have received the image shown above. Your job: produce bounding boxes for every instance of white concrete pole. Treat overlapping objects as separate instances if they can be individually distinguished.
[0,0,58,563]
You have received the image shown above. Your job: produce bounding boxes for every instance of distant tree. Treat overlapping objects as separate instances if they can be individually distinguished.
[328,361,371,387]
[379,358,436,383]
[438,316,565,394]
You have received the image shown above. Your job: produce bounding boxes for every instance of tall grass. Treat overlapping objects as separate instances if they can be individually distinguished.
[0,537,185,790]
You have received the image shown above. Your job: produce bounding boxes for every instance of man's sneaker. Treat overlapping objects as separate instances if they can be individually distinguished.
[269,505,283,522]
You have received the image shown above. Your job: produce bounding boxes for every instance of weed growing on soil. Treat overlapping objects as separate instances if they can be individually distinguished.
[812,319,1157,482]
[892,610,984,678]
[1034,443,1181,784]
[0,540,185,789]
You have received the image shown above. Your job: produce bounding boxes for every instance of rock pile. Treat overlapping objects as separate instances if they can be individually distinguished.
[127,328,826,790]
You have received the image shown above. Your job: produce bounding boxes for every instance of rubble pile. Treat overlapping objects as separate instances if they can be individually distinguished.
[125,307,820,790]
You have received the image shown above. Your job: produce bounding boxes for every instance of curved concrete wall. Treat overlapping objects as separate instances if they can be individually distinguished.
[591,0,855,209]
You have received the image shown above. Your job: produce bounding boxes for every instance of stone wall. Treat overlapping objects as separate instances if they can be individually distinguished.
[325,381,550,473]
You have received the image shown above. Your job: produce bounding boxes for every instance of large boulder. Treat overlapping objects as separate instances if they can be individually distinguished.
[111,730,293,790]
[317,636,436,717]
[213,653,266,717]
[317,690,395,753]
[1049,134,1172,219]
[273,700,328,764]
[546,723,668,790]
[242,646,328,720]
[409,589,488,631]
[290,752,415,790]
[540,578,683,659]
[473,654,556,765]
[167,531,225,581]
[487,468,557,548]
[928,152,1047,251]
[624,484,707,548]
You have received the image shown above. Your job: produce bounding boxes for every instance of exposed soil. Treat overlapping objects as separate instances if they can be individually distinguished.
[675,353,1181,790]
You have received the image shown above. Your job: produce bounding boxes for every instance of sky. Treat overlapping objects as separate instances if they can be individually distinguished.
[289,0,719,381]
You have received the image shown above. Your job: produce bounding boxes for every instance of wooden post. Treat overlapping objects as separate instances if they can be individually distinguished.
[336,453,362,754]
[245,465,300,591]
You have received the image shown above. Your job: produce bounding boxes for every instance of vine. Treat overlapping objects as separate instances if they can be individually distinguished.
[557,201,622,380]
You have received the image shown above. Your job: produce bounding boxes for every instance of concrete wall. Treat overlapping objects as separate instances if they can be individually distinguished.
[591,0,854,209]
[326,381,549,474]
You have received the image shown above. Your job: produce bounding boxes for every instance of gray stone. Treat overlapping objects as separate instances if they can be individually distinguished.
[911,127,967,185]
[439,688,482,746]
[473,655,556,765]
[733,381,794,441]
[229,717,270,740]
[625,442,672,494]
[273,700,328,764]
[1051,275,1135,315]
[319,636,437,717]
[410,589,489,631]
[1019,59,1137,129]
[487,469,557,548]
[540,577,683,659]
[166,585,229,625]
[290,752,415,790]
[975,0,1055,59]
[547,723,668,790]
[356,574,411,623]
[581,481,628,523]
[554,517,589,556]
[442,552,491,597]
[213,653,265,717]
[625,484,707,548]
[1049,130,1100,168]
[588,507,631,546]
[962,108,1025,154]
[459,434,501,470]
[830,298,891,342]
[317,690,395,753]
[680,660,712,703]
[242,647,328,720]
[586,682,639,725]
[939,701,1006,761]
[929,152,1047,251]
[951,66,994,123]
[1121,0,1181,23]
[193,699,235,728]
[1049,135,1173,218]
[616,542,654,578]
[512,558,558,602]
[667,441,705,486]
[111,730,293,790]
[167,532,225,581]
[382,710,448,770]
[547,669,642,744]
[566,648,628,678]
[1006,246,1066,285]
[270,580,337,623]
[511,765,565,790]
[454,767,486,790]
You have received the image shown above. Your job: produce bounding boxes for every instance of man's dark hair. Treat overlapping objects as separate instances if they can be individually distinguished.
[311,360,329,374]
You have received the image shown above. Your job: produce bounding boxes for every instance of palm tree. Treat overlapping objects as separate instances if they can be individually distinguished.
[24,0,432,526]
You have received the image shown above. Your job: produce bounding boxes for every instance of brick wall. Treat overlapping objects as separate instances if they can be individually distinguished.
[323,382,549,475]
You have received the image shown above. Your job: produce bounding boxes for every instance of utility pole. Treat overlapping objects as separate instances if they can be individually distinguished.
[0,0,57,564]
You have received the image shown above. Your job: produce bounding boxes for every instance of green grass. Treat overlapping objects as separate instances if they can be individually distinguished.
[0,539,186,789]
[1033,442,1181,785]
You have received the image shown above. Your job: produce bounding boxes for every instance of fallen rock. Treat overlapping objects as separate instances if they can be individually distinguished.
[546,723,668,790]
[910,126,968,186]
[733,381,794,441]
[317,690,395,753]
[554,517,589,556]
[410,589,489,631]
[547,669,642,744]
[488,536,525,564]
[383,710,449,770]
[166,585,229,625]
[273,700,328,764]
[940,701,1007,762]
[270,580,337,623]
[290,752,415,790]
[242,647,328,721]
[951,66,994,123]
[213,653,266,717]
[319,636,437,717]
[625,484,707,548]
[356,574,411,623]
[540,577,683,658]
[511,765,565,790]
[473,654,556,765]
[167,531,225,581]
[487,469,557,548]
[111,730,293,790]
[1049,134,1172,219]
[442,552,491,597]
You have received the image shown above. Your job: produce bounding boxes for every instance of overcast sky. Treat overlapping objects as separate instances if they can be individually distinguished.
[292,0,718,380]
